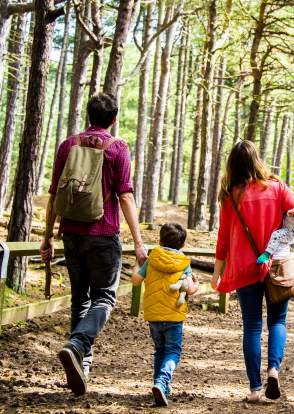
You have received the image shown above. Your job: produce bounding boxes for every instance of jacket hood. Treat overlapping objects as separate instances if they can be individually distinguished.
[148,246,190,273]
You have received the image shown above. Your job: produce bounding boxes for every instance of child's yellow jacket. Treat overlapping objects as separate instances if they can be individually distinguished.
[143,246,191,322]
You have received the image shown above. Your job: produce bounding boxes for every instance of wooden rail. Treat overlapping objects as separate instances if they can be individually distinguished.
[0,242,228,332]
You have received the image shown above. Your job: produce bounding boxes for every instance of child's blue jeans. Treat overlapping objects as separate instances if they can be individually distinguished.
[149,321,183,395]
[237,281,288,391]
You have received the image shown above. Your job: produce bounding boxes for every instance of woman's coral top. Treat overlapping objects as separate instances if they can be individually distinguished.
[216,180,294,293]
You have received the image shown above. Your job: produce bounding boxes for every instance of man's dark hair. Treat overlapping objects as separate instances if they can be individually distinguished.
[87,93,118,129]
[160,222,187,250]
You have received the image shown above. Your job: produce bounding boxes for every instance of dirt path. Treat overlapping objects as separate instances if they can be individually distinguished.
[1,294,294,414]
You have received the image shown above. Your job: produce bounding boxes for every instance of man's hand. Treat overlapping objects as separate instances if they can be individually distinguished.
[211,273,220,290]
[135,244,147,267]
[40,237,54,262]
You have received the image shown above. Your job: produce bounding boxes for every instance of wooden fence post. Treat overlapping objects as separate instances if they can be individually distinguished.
[218,261,229,314]
[130,284,144,317]
[0,242,10,333]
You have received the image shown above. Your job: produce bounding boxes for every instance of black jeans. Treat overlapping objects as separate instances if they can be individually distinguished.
[63,233,122,360]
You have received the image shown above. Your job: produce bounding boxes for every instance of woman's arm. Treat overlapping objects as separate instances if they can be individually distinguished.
[211,258,225,290]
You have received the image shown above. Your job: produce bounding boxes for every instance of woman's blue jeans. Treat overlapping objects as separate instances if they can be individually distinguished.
[237,281,288,391]
[149,322,183,395]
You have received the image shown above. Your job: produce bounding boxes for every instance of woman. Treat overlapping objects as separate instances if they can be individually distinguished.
[211,140,294,402]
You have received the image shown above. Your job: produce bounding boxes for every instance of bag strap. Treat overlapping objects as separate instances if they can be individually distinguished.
[75,134,116,150]
[230,196,260,257]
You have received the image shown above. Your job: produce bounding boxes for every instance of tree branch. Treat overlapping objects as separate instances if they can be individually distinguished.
[7,0,64,16]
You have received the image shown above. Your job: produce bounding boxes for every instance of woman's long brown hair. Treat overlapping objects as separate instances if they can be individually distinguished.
[219,140,277,204]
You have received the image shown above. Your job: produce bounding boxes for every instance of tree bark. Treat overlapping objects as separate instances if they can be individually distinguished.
[233,70,244,143]
[169,30,185,203]
[37,2,71,194]
[286,131,294,187]
[133,4,153,207]
[158,74,171,201]
[67,0,92,136]
[0,0,11,96]
[0,14,26,216]
[7,0,56,292]
[103,0,138,98]
[194,0,217,229]
[55,1,71,158]
[271,111,280,172]
[139,0,165,222]
[173,24,190,205]
[245,0,267,142]
[209,90,234,230]
[187,53,205,229]
[259,100,274,162]
[273,114,289,177]
[208,56,226,205]
[145,1,178,224]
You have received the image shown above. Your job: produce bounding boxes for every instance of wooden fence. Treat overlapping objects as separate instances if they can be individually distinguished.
[0,241,228,333]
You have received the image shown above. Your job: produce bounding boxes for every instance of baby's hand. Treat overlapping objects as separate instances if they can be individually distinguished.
[287,209,294,217]
[191,272,199,290]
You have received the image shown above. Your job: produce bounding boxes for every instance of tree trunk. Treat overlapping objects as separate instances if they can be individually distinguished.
[286,131,294,187]
[133,4,153,207]
[158,74,171,201]
[67,1,92,136]
[55,1,71,158]
[173,24,190,205]
[245,0,267,142]
[233,74,244,143]
[103,0,138,98]
[209,90,234,230]
[273,114,289,177]
[37,3,71,194]
[0,0,10,97]
[208,56,226,205]
[139,0,165,222]
[85,0,104,128]
[187,53,205,229]
[259,100,273,162]
[169,30,185,203]
[145,1,178,223]
[194,0,217,229]
[0,14,26,216]
[7,0,56,292]
[271,111,280,172]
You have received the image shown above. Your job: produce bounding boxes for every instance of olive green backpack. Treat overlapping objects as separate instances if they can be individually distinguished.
[55,135,116,222]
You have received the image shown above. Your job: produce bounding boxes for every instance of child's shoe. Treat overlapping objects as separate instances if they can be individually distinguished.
[152,384,168,406]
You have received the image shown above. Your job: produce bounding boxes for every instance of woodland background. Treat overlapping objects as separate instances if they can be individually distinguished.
[0,0,293,292]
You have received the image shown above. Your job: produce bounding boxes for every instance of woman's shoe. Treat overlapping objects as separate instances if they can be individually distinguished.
[245,390,262,403]
[152,384,168,406]
[265,376,281,400]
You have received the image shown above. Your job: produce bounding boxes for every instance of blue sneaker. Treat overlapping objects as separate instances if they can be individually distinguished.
[166,384,171,396]
[152,384,168,406]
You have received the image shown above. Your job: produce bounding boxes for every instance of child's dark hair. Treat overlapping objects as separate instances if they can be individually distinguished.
[160,222,187,250]
[87,93,118,128]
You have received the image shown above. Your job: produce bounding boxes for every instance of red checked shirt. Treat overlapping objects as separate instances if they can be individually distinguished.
[216,179,294,293]
[49,126,134,236]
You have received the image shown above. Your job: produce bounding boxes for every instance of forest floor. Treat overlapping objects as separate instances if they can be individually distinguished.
[1,201,294,414]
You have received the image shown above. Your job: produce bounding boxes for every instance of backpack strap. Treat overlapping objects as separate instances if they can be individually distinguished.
[101,137,116,150]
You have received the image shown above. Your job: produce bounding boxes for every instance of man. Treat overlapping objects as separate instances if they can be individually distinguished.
[40,93,146,396]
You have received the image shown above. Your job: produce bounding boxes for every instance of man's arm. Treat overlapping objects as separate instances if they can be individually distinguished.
[119,192,147,266]
[40,194,57,262]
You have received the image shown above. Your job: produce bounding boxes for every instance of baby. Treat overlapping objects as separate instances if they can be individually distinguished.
[257,210,294,264]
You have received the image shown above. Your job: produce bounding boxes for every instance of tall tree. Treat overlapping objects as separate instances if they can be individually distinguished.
[273,114,289,176]
[145,1,179,223]
[0,14,27,216]
[6,0,62,291]
[37,2,71,194]
[187,52,205,229]
[259,99,274,162]
[133,3,154,207]
[194,0,217,229]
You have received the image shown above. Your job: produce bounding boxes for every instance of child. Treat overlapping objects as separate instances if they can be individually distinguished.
[132,222,198,407]
[257,210,294,264]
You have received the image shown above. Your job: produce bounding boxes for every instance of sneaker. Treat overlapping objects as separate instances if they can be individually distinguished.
[152,384,168,406]
[58,344,87,396]
[265,376,280,400]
